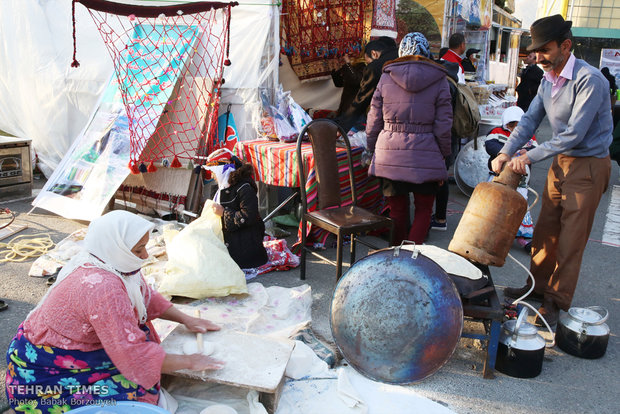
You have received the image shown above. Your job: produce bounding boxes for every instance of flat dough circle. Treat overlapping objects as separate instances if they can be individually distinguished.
[200,404,238,414]
[182,340,215,356]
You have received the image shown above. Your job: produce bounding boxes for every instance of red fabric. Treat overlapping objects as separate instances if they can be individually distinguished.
[387,193,435,245]
[255,236,300,275]
[371,0,397,34]
[442,49,464,72]
[280,0,369,81]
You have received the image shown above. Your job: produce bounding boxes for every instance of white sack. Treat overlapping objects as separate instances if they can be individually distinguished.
[161,200,247,299]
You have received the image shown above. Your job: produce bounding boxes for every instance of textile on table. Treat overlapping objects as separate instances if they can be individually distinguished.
[233,140,384,250]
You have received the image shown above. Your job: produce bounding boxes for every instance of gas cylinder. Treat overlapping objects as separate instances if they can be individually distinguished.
[448,165,527,266]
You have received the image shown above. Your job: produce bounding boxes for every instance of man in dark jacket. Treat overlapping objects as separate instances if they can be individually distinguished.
[516,51,543,111]
[331,55,365,117]
[336,37,399,132]
[461,48,480,73]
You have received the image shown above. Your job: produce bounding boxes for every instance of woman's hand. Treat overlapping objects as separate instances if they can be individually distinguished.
[185,353,225,371]
[212,203,224,217]
[162,353,224,373]
[184,316,221,333]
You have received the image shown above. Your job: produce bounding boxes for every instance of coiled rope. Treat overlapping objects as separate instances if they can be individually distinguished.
[0,234,55,263]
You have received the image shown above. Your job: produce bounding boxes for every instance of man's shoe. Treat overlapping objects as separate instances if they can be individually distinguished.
[503,285,544,302]
[535,299,560,328]
[429,215,447,231]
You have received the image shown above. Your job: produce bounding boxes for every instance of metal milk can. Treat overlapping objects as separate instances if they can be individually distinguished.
[496,308,546,378]
[449,165,527,266]
[556,306,610,359]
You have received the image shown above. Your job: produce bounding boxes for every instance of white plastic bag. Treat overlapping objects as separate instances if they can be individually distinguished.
[160,200,248,298]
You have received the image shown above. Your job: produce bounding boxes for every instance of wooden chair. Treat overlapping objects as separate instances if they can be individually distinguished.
[296,118,393,280]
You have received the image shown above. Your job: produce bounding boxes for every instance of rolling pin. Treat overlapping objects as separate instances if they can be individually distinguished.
[195,309,204,354]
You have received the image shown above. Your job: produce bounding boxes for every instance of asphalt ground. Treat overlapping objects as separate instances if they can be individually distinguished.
[1,118,619,413]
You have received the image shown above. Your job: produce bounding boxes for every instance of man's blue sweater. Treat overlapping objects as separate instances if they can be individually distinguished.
[501,56,613,162]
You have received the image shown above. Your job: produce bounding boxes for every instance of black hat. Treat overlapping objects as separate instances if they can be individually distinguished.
[466,48,480,58]
[527,14,572,51]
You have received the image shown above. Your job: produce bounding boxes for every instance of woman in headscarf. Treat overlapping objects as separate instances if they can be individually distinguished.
[5,211,223,413]
[485,106,538,252]
[365,32,453,245]
[204,150,268,270]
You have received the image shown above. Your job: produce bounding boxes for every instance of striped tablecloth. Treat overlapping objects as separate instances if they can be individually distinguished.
[234,139,384,249]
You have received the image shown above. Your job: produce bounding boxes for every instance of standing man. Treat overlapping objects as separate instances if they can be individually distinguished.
[516,51,544,111]
[442,33,467,84]
[493,15,613,327]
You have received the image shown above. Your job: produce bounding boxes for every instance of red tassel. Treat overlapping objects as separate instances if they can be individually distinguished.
[170,156,182,168]
[147,161,157,173]
[224,59,231,66]
[71,60,80,68]
[129,162,141,175]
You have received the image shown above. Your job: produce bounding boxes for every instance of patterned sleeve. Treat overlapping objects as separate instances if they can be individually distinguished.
[82,272,166,389]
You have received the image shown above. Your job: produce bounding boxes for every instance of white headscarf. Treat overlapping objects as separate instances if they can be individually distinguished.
[202,148,238,203]
[30,210,155,324]
[501,106,525,130]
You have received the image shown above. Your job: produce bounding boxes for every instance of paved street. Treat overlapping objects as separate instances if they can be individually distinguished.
[1,119,619,413]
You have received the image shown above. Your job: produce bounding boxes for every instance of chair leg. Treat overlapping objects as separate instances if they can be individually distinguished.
[336,234,344,280]
[300,218,307,280]
[350,233,356,266]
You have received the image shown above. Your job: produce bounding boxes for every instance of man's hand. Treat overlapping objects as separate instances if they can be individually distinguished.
[491,153,511,174]
[507,152,531,175]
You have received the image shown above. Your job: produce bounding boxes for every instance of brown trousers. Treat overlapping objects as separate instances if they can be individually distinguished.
[529,154,611,310]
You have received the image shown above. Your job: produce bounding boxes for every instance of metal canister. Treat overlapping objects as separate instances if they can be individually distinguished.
[449,165,527,266]
[496,309,546,378]
[557,306,610,359]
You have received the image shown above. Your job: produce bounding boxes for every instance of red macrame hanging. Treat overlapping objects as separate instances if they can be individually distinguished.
[73,0,237,174]
[280,0,371,81]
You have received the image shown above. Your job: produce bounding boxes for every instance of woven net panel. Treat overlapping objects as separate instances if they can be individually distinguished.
[75,0,236,174]
[280,0,373,81]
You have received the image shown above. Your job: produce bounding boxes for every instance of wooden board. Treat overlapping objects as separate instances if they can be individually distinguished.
[0,223,27,241]
[160,325,294,393]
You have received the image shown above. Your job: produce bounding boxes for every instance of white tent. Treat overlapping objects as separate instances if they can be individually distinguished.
[0,0,288,178]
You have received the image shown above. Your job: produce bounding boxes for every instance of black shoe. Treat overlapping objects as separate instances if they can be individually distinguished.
[46,276,57,286]
[0,300,7,312]
[535,299,560,328]
[503,285,544,302]
[524,242,532,254]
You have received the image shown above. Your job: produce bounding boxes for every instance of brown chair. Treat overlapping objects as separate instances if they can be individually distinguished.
[296,118,393,280]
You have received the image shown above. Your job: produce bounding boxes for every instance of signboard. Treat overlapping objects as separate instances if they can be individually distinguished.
[600,48,620,86]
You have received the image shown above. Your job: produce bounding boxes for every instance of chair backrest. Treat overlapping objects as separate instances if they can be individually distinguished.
[296,119,357,211]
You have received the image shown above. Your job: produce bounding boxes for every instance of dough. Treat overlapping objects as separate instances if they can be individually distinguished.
[182,339,216,356]
[200,405,238,414]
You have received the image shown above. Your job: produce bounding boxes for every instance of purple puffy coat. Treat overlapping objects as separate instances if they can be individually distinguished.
[366,55,453,184]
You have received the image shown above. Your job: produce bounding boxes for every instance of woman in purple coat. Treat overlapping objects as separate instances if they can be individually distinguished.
[366,33,453,244]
